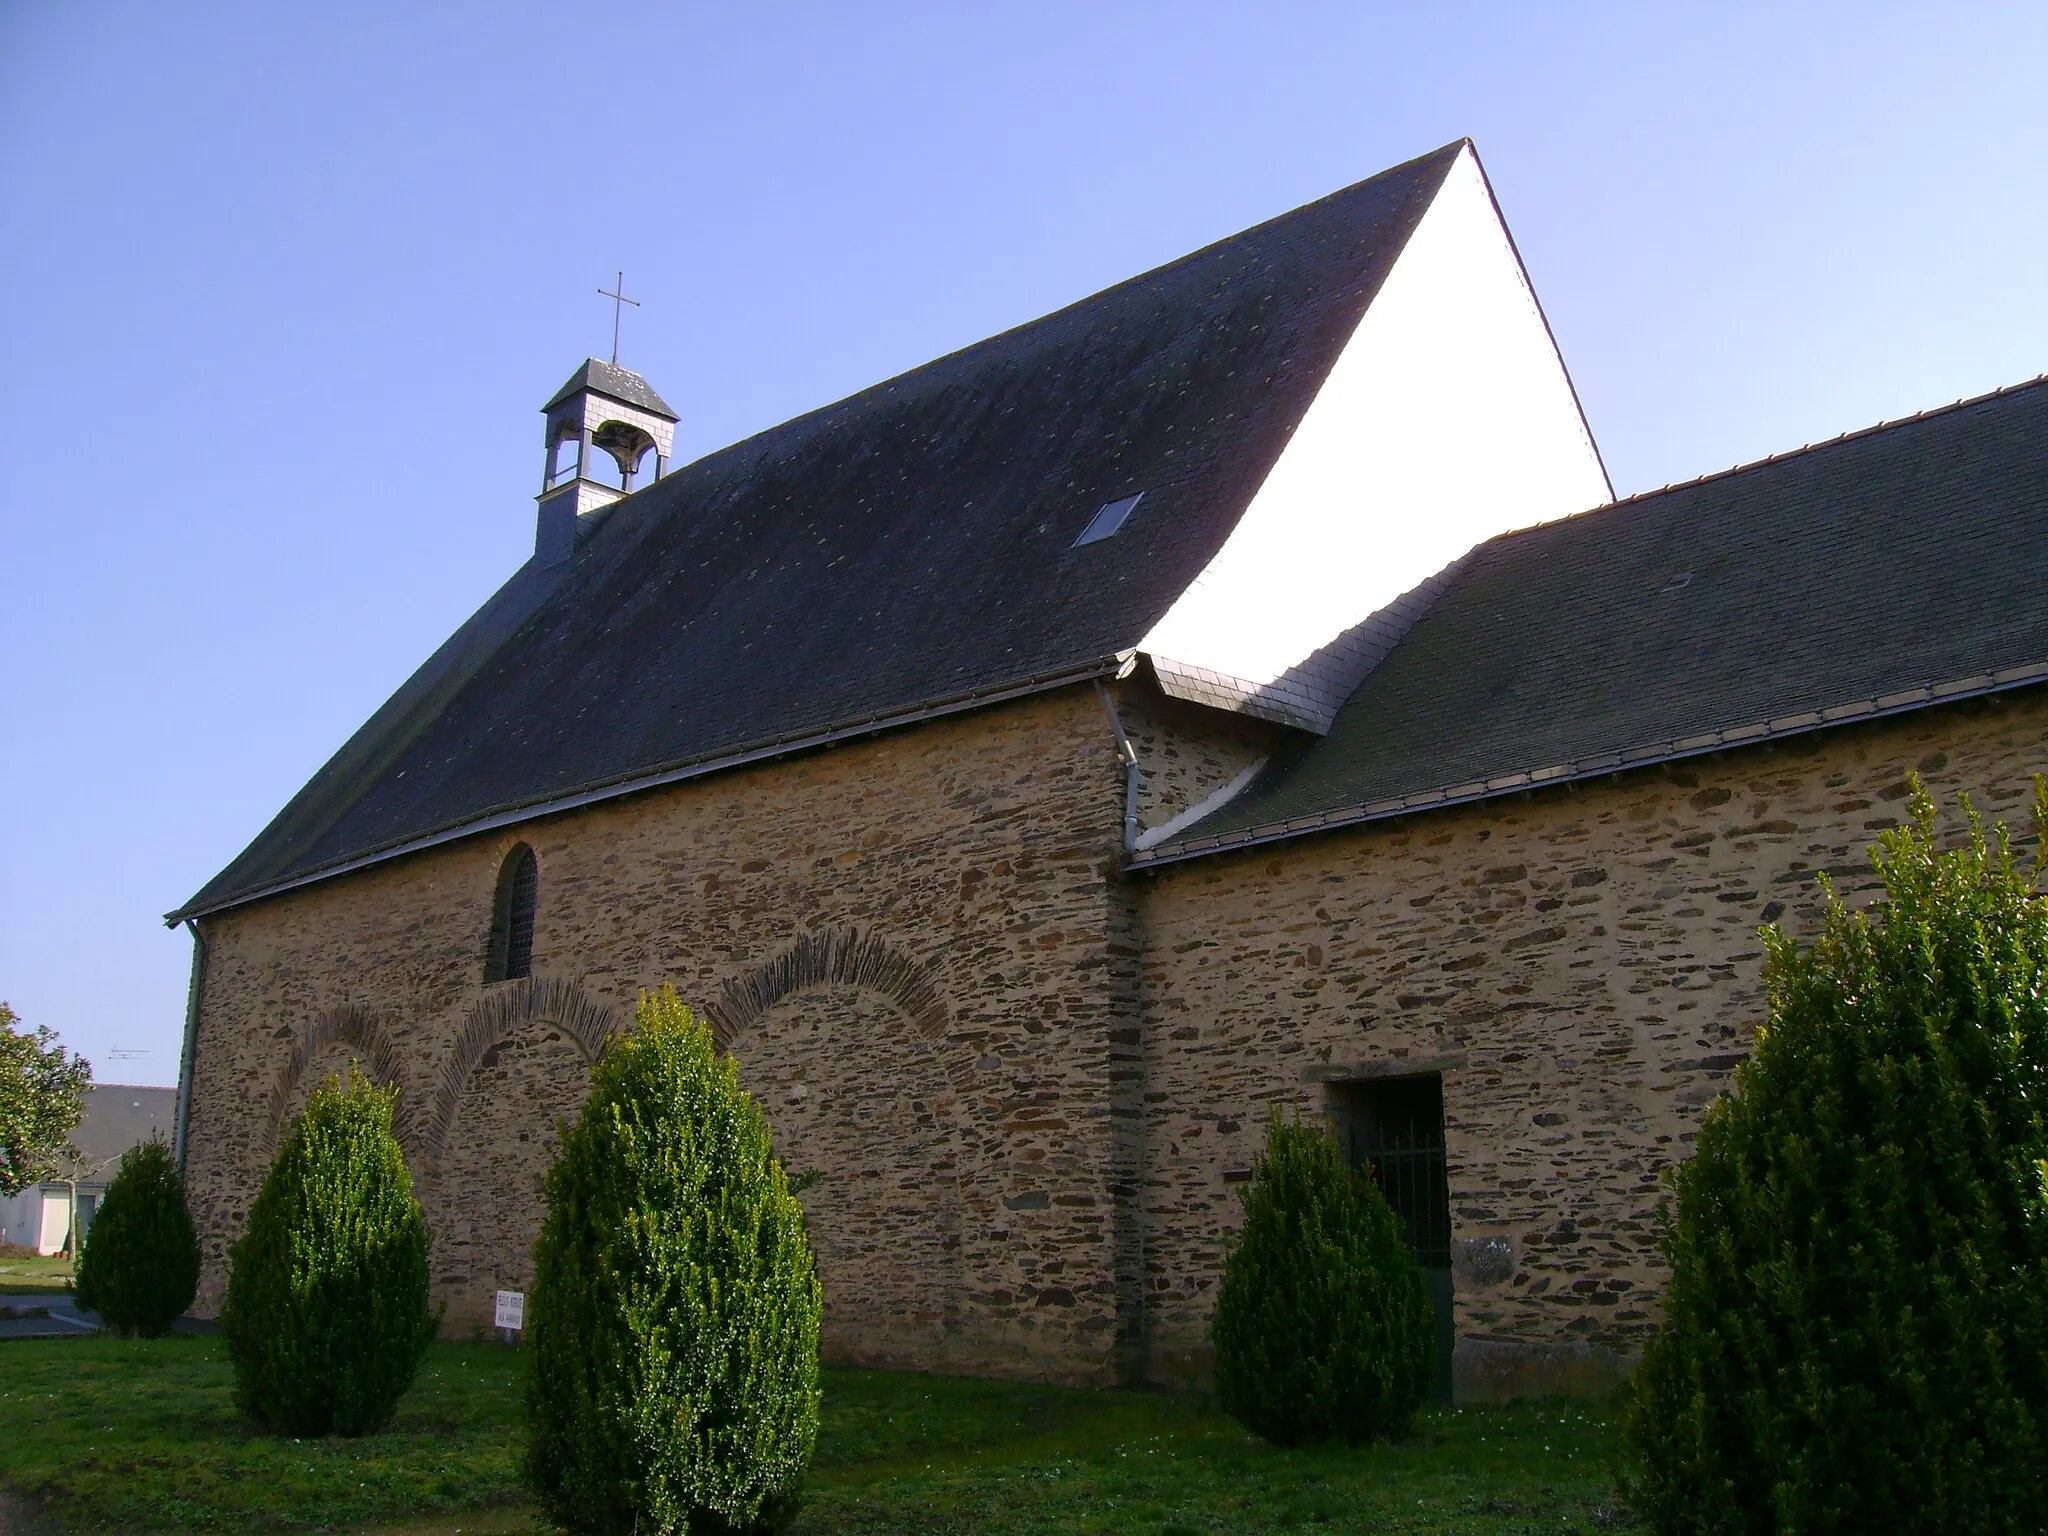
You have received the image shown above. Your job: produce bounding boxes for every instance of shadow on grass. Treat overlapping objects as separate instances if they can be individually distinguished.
[0,1337,1643,1535]
[800,1370,1642,1535]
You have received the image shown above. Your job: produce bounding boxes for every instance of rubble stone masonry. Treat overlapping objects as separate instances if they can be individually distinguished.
[181,672,2048,1400]
[183,686,1140,1384]
[1134,687,2048,1399]
[1113,684,1291,838]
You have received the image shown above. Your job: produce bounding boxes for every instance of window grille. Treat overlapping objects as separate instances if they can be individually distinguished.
[1333,1074,1452,1266]
[1329,1072,1455,1402]
[486,844,539,982]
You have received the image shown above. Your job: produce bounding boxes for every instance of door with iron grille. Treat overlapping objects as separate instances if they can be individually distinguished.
[1329,1073,1453,1402]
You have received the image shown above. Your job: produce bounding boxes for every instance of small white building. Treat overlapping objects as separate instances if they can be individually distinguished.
[0,1085,176,1256]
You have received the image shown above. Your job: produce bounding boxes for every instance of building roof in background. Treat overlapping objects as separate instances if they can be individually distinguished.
[176,142,1466,920]
[66,1085,177,1175]
[544,358,678,419]
[1149,375,2048,861]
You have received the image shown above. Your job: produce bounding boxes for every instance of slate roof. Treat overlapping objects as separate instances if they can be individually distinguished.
[1147,375,2048,862]
[67,1085,177,1175]
[175,142,1466,920]
[545,358,678,419]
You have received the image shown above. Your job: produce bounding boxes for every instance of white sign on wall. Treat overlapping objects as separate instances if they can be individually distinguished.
[494,1289,525,1331]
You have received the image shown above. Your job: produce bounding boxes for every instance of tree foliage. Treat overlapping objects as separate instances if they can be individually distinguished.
[220,1074,438,1436]
[1626,779,2048,1534]
[0,1002,92,1198]
[74,1138,200,1335]
[526,986,821,1536]
[1211,1109,1433,1447]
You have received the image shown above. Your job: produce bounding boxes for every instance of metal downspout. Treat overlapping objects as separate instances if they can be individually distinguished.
[173,919,207,1173]
[1094,681,1140,854]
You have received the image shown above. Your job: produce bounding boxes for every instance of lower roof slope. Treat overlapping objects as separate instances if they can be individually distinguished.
[1155,375,2048,858]
[69,1085,179,1172]
[177,143,1465,920]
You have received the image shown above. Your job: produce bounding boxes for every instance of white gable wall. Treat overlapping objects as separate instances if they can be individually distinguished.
[1139,145,1611,699]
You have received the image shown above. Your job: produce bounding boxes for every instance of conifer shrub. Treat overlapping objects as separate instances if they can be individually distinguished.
[1211,1109,1433,1446]
[525,986,821,1536]
[73,1137,198,1336]
[220,1074,437,1437]
[1626,780,2048,1535]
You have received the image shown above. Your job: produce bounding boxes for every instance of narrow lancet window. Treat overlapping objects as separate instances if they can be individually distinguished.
[485,844,539,982]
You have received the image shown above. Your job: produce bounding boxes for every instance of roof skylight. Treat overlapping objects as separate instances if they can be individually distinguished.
[1073,493,1143,547]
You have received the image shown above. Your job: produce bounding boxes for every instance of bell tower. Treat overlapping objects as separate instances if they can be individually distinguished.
[534,358,678,566]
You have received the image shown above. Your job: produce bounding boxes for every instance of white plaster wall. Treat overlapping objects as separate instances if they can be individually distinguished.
[1140,144,1611,689]
[0,1188,40,1252]
[0,1187,101,1255]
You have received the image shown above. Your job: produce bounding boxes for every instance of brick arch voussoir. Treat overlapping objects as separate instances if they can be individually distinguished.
[428,977,620,1161]
[265,1004,411,1153]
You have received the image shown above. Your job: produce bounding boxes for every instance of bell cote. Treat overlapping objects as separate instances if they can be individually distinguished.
[534,358,678,566]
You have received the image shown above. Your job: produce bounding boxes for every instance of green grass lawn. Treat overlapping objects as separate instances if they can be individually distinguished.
[0,1254,75,1295]
[0,1335,1644,1534]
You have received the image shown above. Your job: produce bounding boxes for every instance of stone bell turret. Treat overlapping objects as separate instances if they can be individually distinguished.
[534,358,678,566]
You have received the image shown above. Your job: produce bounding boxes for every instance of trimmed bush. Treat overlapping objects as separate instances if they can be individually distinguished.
[1626,780,2048,1535]
[526,986,821,1536]
[1211,1109,1433,1446]
[74,1137,199,1335]
[220,1074,437,1437]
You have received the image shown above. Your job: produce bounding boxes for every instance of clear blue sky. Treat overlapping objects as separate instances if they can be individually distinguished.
[4,3,2047,1087]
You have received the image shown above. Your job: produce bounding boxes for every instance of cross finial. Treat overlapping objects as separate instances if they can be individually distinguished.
[598,271,639,367]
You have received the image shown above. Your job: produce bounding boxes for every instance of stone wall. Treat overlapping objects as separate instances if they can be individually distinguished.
[183,686,1139,1384]
[182,665,2048,1401]
[1132,688,2048,1398]
[1111,682,1289,839]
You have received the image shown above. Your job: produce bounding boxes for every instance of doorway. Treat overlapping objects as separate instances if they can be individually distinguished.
[1327,1073,1453,1402]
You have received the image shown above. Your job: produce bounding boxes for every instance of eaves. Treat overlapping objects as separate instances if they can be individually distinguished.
[1129,660,2048,872]
[167,654,1131,925]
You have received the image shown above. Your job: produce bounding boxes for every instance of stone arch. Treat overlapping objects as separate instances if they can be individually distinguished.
[427,977,618,1160]
[590,418,656,487]
[425,976,620,1335]
[704,925,950,1051]
[709,928,987,1372]
[265,1004,409,1152]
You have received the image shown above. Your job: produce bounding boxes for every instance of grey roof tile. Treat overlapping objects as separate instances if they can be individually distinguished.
[544,358,678,418]
[1160,376,2048,857]
[177,143,1465,918]
[66,1086,177,1174]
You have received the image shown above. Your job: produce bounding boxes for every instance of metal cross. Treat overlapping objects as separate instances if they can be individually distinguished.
[598,271,639,366]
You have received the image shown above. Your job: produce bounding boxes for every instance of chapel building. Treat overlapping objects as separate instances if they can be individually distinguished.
[170,140,2048,1401]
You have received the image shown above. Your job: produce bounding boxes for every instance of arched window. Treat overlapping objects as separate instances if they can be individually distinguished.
[485,844,539,983]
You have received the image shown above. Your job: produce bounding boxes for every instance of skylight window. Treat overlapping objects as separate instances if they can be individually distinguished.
[1073,493,1143,548]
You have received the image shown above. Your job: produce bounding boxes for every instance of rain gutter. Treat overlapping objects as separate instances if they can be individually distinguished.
[166,655,1132,925]
[172,919,207,1173]
[1094,680,1141,853]
[1130,661,2048,871]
